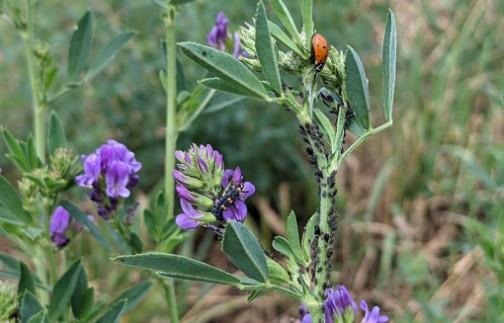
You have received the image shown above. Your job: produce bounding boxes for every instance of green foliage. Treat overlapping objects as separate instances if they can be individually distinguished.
[222,221,268,282]
[48,261,82,320]
[20,291,44,323]
[115,253,241,286]
[179,42,269,99]
[68,11,94,79]
[47,112,67,155]
[255,0,282,95]
[382,10,397,121]
[344,46,371,130]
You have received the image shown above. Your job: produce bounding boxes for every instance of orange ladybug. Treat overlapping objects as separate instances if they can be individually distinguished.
[311,33,329,71]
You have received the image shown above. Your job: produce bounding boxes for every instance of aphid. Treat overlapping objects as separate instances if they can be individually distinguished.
[311,33,329,71]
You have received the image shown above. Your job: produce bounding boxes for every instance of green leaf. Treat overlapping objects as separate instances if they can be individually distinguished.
[114,253,241,286]
[302,213,317,261]
[21,291,44,323]
[270,0,302,46]
[1,128,29,171]
[112,280,152,313]
[71,264,93,319]
[179,42,268,99]
[0,176,30,223]
[272,235,295,259]
[61,201,112,251]
[301,0,314,48]
[268,21,304,58]
[68,11,94,79]
[382,9,397,121]
[86,31,136,80]
[286,211,303,261]
[255,1,282,95]
[27,310,48,323]
[48,111,67,155]
[95,300,127,323]
[345,46,371,130]
[18,263,36,297]
[266,258,289,284]
[222,221,268,282]
[48,261,82,320]
[200,77,260,98]
[314,110,336,149]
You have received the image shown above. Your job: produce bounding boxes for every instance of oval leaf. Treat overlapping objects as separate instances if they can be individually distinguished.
[255,1,282,95]
[314,110,336,150]
[179,42,268,99]
[301,0,314,48]
[268,21,304,58]
[114,253,241,286]
[222,221,268,282]
[87,31,136,81]
[68,11,94,79]
[18,262,36,297]
[345,46,371,130]
[270,0,300,44]
[383,9,397,121]
[48,261,82,320]
[48,111,67,155]
[0,176,30,223]
[21,291,44,323]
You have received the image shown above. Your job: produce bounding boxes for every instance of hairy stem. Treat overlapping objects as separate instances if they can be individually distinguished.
[162,4,180,322]
[21,1,45,161]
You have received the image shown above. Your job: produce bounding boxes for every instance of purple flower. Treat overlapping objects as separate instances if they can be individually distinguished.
[176,199,204,230]
[207,12,245,58]
[76,153,101,187]
[232,32,246,58]
[325,285,357,323]
[299,305,313,323]
[360,301,389,323]
[50,206,72,248]
[220,167,255,222]
[76,140,141,219]
[207,12,228,50]
[105,161,131,198]
[173,144,255,230]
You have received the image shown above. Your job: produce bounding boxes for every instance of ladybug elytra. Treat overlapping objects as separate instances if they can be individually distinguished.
[311,33,329,71]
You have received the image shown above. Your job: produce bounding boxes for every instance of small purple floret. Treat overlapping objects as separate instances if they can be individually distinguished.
[50,206,72,248]
[360,301,389,323]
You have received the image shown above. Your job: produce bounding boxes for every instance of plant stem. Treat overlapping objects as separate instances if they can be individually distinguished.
[21,1,45,161]
[162,4,180,323]
[164,5,178,221]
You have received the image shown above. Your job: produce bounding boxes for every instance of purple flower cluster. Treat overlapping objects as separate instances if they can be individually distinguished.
[207,11,246,58]
[324,285,358,323]
[173,144,255,230]
[301,285,388,323]
[76,140,141,219]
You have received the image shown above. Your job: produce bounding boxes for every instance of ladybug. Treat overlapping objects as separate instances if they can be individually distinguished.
[311,33,329,72]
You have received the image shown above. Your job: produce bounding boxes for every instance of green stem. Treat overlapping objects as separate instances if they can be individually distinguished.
[161,278,179,323]
[21,1,45,161]
[162,4,180,323]
[164,5,178,221]
[179,89,216,132]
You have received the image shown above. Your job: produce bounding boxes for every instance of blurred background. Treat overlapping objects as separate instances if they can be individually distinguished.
[1,0,503,322]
